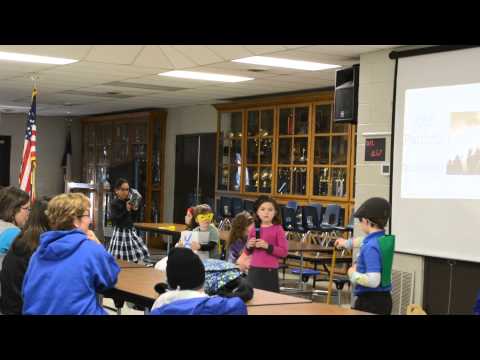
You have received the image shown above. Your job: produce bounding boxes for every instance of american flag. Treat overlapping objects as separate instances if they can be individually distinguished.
[19,88,37,201]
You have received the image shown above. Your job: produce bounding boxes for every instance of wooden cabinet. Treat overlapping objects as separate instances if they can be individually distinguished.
[214,91,357,222]
[423,256,480,314]
[246,108,274,194]
[81,110,167,229]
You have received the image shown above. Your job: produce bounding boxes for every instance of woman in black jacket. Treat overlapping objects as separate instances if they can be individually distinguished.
[107,178,149,263]
[0,197,50,314]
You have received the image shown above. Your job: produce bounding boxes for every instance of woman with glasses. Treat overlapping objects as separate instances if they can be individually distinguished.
[0,186,30,257]
[107,178,149,263]
[0,197,50,314]
[22,193,120,315]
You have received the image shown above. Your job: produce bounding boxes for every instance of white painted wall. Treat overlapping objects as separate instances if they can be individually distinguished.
[357,47,424,305]
[162,105,217,222]
[0,113,82,197]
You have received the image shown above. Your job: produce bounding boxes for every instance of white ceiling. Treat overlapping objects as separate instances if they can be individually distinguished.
[0,45,401,116]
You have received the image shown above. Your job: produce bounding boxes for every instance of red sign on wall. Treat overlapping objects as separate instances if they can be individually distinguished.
[365,138,386,161]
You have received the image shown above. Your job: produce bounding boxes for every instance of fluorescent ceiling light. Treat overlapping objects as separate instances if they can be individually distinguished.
[158,70,253,83]
[0,51,78,65]
[232,56,340,71]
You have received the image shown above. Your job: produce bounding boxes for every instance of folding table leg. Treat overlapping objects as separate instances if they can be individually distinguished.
[326,248,337,305]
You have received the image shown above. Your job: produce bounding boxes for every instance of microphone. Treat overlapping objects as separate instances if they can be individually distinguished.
[255,220,261,239]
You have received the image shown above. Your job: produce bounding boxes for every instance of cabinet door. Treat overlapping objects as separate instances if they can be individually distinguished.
[218,111,242,192]
[423,257,452,314]
[451,260,480,314]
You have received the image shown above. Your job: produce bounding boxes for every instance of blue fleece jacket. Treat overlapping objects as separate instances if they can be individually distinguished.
[22,229,120,315]
[150,295,247,315]
[0,228,21,255]
[474,290,480,315]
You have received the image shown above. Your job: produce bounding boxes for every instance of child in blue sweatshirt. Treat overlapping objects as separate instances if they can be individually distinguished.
[474,290,480,315]
[22,193,120,315]
[150,247,247,315]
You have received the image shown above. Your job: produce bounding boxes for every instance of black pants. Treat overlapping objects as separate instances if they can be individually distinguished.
[247,267,280,293]
[354,292,392,315]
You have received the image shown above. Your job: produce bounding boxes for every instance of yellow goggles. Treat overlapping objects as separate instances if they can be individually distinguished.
[196,213,213,223]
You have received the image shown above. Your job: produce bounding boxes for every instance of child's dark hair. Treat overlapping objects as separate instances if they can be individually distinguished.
[228,211,254,250]
[185,207,198,230]
[253,196,282,225]
[114,178,129,190]
[12,197,51,253]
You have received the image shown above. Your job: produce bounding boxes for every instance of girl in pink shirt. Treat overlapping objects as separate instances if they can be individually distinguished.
[244,196,288,292]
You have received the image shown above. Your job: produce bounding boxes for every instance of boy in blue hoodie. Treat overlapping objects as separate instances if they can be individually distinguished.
[150,247,247,315]
[22,193,120,315]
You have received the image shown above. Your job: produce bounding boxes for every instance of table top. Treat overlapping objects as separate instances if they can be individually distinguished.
[134,223,187,234]
[115,267,166,300]
[113,267,312,307]
[287,253,352,263]
[214,231,343,253]
[248,302,371,315]
[287,240,336,252]
[247,289,312,307]
[116,259,150,269]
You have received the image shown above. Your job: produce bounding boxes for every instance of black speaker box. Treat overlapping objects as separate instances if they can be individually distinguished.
[334,64,359,123]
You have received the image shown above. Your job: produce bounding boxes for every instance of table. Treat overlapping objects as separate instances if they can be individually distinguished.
[102,267,166,313]
[285,239,352,298]
[102,267,312,313]
[248,302,371,315]
[116,259,149,269]
[134,223,187,252]
[287,240,336,253]
[247,289,312,307]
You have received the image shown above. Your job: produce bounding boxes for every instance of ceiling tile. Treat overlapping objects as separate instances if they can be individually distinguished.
[158,46,198,68]
[85,45,145,65]
[205,45,253,60]
[244,45,288,55]
[133,45,175,69]
[172,46,224,65]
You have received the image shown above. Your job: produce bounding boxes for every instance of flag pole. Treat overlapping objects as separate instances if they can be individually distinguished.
[30,76,38,202]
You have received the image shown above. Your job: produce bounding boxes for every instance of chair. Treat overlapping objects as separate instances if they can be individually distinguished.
[302,206,320,232]
[218,196,233,230]
[281,206,296,233]
[319,204,342,246]
[231,197,244,217]
[311,204,324,228]
[294,206,306,233]
[333,209,355,239]
[287,206,321,290]
[286,200,298,211]
[308,204,324,244]
[219,196,233,218]
[243,200,255,215]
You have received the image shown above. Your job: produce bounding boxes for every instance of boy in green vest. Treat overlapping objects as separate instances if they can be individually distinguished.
[335,197,394,315]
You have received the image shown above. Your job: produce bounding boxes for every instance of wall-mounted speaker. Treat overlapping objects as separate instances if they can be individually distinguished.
[334,64,359,123]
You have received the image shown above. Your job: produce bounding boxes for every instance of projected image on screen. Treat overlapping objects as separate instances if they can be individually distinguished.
[401,82,480,199]
[446,112,480,175]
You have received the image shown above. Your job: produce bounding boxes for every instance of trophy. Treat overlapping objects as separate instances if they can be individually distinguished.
[253,171,259,189]
[222,168,229,186]
[334,170,345,197]
[261,169,272,189]
[319,168,329,196]
[299,147,307,163]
